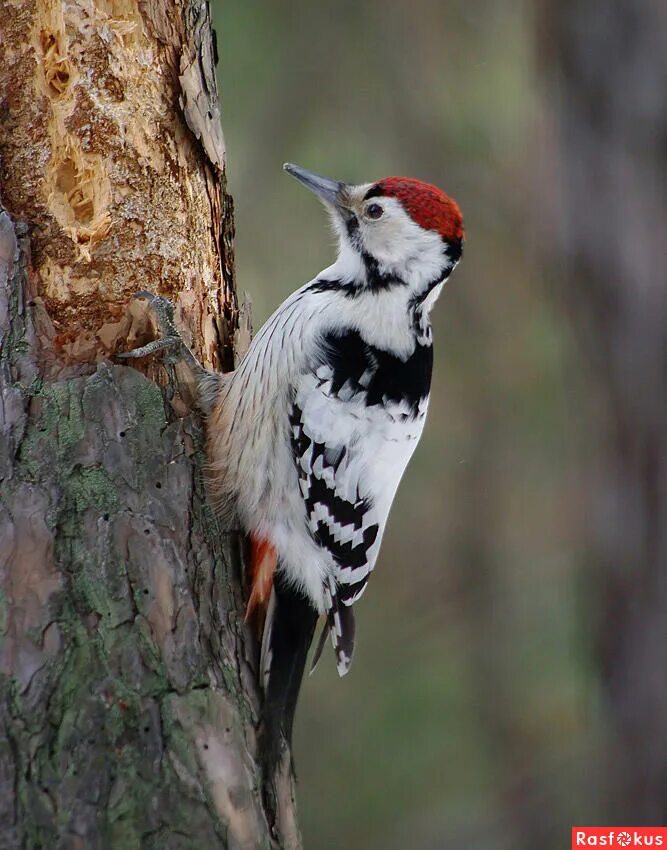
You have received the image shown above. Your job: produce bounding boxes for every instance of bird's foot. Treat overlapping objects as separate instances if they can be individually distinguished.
[118,291,204,377]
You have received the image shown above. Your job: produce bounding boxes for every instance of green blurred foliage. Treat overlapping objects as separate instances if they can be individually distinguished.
[212,2,604,847]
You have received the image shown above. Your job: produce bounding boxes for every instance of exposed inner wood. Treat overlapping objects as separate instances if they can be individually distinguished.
[0,0,236,376]
[0,2,301,847]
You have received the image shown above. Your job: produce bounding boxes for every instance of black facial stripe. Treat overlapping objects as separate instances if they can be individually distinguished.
[305,250,456,300]
[345,214,359,241]
[361,252,406,293]
[320,329,433,416]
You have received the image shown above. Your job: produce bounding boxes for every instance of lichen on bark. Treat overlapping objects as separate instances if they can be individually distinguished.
[0,2,299,848]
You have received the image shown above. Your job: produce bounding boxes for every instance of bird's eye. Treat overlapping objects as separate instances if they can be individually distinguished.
[366,203,384,220]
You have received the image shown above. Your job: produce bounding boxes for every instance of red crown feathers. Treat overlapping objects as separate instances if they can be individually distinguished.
[369,177,464,243]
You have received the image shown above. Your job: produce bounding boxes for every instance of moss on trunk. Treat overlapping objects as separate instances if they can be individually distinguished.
[0,2,300,847]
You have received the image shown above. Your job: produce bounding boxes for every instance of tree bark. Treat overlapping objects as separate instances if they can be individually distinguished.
[0,2,299,847]
[538,0,666,823]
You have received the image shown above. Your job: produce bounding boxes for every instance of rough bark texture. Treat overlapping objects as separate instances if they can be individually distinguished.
[0,2,299,848]
[0,0,236,374]
[539,0,666,823]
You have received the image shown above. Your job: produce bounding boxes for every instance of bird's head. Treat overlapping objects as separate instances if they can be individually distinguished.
[284,163,464,299]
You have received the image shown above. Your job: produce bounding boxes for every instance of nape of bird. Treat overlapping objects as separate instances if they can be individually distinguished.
[122,163,464,771]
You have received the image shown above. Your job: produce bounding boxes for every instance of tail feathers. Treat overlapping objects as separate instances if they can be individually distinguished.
[260,570,318,770]
[308,619,330,675]
[324,576,356,677]
[259,589,277,692]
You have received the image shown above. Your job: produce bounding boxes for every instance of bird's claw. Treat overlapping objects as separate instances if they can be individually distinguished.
[117,291,203,375]
[116,334,182,360]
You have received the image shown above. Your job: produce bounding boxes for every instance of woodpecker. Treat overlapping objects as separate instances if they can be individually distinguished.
[122,163,464,765]
[206,163,463,755]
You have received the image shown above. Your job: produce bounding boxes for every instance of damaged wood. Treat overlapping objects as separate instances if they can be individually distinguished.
[0,2,300,847]
[0,0,237,376]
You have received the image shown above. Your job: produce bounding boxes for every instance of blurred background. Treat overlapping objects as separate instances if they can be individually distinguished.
[213,2,666,848]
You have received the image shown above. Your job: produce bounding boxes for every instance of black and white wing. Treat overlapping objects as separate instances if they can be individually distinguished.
[290,328,433,675]
[289,396,381,676]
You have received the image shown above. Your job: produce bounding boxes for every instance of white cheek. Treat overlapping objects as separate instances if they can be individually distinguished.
[360,209,446,288]
[360,217,406,259]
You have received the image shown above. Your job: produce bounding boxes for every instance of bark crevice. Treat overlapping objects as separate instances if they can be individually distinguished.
[0,1,300,846]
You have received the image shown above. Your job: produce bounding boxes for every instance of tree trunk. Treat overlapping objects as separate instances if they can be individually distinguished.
[538,0,667,823]
[0,2,299,847]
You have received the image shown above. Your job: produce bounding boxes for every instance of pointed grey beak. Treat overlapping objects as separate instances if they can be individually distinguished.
[283,163,346,208]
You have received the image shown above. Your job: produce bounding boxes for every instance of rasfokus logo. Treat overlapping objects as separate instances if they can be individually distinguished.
[572,828,666,848]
